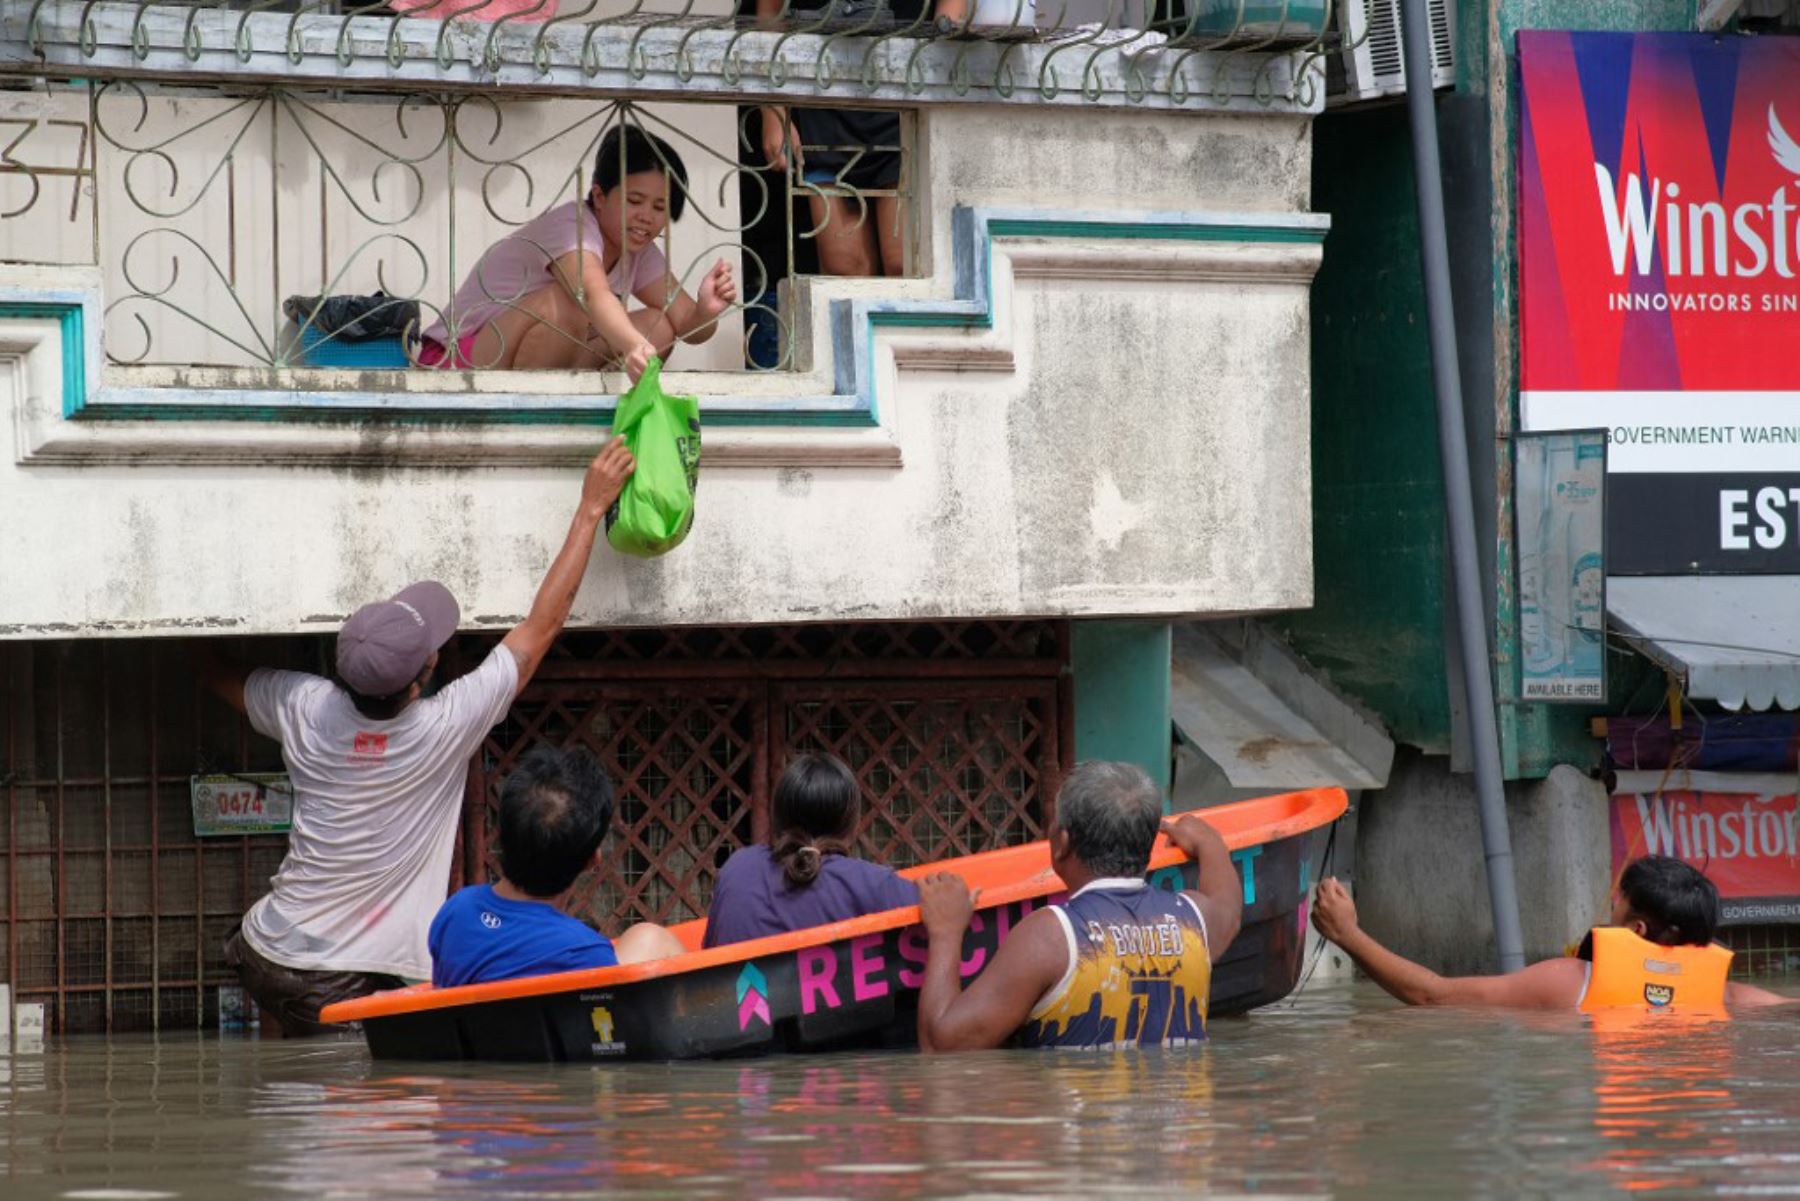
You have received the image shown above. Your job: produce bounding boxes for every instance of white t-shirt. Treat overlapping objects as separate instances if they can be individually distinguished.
[240,646,520,980]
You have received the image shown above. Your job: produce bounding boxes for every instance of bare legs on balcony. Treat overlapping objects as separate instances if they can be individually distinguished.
[468,281,678,371]
[810,193,906,278]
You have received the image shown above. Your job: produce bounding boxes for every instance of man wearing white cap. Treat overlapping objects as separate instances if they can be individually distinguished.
[200,438,636,1035]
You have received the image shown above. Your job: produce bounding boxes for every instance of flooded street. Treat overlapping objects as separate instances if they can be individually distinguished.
[3,982,1799,1199]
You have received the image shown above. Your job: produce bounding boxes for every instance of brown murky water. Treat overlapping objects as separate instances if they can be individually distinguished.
[4,982,1800,1199]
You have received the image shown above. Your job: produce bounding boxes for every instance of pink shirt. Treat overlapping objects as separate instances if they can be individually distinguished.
[422,199,668,347]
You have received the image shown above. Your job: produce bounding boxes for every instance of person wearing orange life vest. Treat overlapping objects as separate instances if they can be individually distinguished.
[1310,856,1794,1012]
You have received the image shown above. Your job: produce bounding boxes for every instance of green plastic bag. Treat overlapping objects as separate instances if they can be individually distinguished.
[605,358,701,557]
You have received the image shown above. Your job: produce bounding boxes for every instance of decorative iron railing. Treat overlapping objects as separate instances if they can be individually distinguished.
[11,1,1336,109]
[1,85,909,373]
[0,2,1333,381]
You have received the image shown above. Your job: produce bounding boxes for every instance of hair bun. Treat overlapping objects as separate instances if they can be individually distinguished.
[773,835,827,887]
[786,843,824,886]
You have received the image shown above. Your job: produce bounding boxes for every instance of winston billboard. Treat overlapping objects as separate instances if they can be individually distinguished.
[1518,32,1800,573]
[1612,772,1800,924]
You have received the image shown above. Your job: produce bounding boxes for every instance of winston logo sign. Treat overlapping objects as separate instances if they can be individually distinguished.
[1593,106,1800,285]
[1519,33,1800,573]
[1611,772,1800,924]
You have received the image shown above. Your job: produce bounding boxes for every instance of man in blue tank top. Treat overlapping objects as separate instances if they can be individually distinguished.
[916,760,1243,1051]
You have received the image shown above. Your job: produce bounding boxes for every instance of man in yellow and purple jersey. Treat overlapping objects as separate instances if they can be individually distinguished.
[915,760,1243,1052]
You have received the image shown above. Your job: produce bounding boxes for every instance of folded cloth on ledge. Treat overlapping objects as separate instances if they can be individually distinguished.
[282,292,421,342]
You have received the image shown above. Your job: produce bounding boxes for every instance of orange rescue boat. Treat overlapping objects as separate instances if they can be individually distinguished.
[323,788,1346,1060]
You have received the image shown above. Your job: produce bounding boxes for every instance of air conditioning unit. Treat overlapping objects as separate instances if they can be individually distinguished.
[1326,0,1457,106]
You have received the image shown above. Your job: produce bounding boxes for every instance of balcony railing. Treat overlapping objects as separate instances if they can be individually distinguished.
[12,1,1335,106]
[2,86,860,374]
[0,1,1327,412]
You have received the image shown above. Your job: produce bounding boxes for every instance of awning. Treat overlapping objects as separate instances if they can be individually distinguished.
[1607,576,1800,712]
[1170,623,1393,790]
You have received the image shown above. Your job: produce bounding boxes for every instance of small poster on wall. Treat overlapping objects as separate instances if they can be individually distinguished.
[1612,771,1800,925]
[190,773,293,837]
[1516,429,1607,702]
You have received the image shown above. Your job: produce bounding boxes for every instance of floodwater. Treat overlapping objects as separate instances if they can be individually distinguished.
[4,983,1800,1200]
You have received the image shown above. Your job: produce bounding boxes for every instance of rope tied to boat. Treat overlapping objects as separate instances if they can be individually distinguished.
[1281,817,1341,1007]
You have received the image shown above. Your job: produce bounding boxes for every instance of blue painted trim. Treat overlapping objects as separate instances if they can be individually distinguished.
[838,207,1326,415]
[985,218,1328,243]
[90,386,875,429]
[56,206,1327,428]
[0,302,86,418]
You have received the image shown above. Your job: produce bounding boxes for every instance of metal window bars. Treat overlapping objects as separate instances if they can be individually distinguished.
[0,638,316,1035]
[1722,924,1800,978]
[1,2,1344,380]
[14,2,1343,104]
[0,85,909,374]
[0,621,1069,1033]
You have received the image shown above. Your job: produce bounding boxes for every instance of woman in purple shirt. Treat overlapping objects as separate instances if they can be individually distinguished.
[418,125,737,379]
[703,754,918,947]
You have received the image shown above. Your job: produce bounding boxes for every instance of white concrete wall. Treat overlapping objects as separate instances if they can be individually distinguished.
[0,103,1319,638]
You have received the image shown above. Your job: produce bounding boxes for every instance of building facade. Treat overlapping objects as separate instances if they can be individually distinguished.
[1298,0,1800,973]
[0,1,1331,1032]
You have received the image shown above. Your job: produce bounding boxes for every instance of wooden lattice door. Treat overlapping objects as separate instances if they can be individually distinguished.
[470,683,762,927]
[775,681,1061,869]
[464,621,1070,929]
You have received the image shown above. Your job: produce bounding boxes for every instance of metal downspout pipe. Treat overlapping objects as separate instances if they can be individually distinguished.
[1398,0,1527,972]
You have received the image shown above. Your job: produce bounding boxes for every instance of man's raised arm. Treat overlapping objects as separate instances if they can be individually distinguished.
[1311,877,1581,1009]
[1162,813,1243,961]
[193,643,248,715]
[915,874,1066,1052]
[499,437,635,692]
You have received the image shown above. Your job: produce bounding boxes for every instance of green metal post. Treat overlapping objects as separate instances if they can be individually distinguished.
[1070,620,1173,805]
